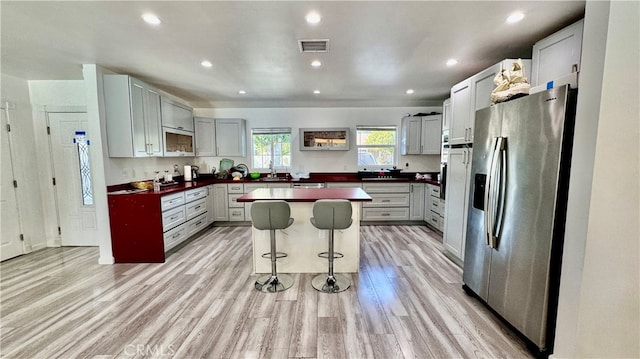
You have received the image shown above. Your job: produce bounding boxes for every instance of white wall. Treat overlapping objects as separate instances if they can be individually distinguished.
[1,74,47,251]
[553,0,640,357]
[193,106,442,176]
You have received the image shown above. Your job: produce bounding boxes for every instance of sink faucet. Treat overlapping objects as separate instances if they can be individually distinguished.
[269,160,277,177]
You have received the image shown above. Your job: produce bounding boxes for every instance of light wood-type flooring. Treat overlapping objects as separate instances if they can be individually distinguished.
[0,225,532,358]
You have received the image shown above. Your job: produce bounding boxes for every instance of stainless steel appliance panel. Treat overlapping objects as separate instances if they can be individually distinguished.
[486,86,570,348]
[462,104,502,300]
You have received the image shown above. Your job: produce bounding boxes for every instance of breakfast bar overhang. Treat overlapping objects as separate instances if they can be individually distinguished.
[237,187,372,274]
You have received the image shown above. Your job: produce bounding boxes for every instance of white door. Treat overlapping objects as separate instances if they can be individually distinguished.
[48,112,98,246]
[1,104,25,260]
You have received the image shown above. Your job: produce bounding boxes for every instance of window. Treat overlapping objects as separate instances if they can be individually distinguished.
[251,128,292,170]
[356,125,397,167]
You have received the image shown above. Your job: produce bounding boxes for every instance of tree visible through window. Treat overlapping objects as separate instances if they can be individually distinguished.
[356,126,397,167]
[251,128,292,169]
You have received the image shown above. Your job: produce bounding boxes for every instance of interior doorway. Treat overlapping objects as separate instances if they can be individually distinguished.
[47,112,98,246]
[1,102,25,261]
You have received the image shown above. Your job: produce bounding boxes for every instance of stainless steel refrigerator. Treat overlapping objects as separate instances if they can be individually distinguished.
[462,85,577,355]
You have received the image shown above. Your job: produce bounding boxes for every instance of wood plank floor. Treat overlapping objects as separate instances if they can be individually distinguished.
[0,225,532,358]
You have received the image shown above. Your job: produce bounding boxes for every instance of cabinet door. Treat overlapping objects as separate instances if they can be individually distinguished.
[215,119,246,156]
[421,115,442,154]
[212,184,229,221]
[144,87,163,156]
[194,117,217,157]
[401,116,422,154]
[206,185,215,224]
[443,148,472,262]
[161,97,194,131]
[531,19,583,87]
[442,98,451,132]
[449,79,472,145]
[409,183,425,220]
[129,78,149,157]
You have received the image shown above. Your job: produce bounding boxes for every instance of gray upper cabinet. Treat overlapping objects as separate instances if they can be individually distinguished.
[103,75,163,157]
[215,119,247,157]
[401,115,441,155]
[194,117,217,157]
[531,19,584,87]
[161,97,194,132]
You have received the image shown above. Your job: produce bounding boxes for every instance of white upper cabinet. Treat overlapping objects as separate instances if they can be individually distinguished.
[401,114,441,155]
[161,97,194,132]
[442,98,451,133]
[104,75,163,157]
[215,118,247,157]
[531,19,584,87]
[194,117,216,157]
[449,59,531,145]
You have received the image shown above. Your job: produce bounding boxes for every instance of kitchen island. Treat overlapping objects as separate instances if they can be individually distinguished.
[237,187,372,274]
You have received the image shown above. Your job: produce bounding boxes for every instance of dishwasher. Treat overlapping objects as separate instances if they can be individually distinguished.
[292,183,325,188]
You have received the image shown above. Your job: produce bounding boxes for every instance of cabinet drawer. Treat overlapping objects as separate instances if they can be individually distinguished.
[428,211,441,229]
[326,182,362,188]
[229,208,245,221]
[161,192,185,211]
[162,206,186,232]
[363,193,410,207]
[185,187,208,202]
[362,208,410,221]
[163,223,188,252]
[228,194,244,208]
[227,183,244,194]
[428,185,440,197]
[431,199,444,216]
[244,183,266,193]
[186,198,207,221]
[187,213,208,237]
[362,183,410,193]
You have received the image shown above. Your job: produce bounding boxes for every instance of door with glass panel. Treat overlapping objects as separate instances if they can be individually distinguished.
[48,112,97,246]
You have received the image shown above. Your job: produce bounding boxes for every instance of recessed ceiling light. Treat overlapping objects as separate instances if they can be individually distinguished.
[201,60,213,68]
[506,11,525,24]
[446,59,458,67]
[313,90,321,94]
[238,90,246,95]
[406,89,415,95]
[305,12,321,25]
[311,60,322,68]
[141,13,161,25]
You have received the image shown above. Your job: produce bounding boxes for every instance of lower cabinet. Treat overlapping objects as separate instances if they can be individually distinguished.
[424,184,445,232]
[409,183,425,220]
[362,183,411,221]
[108,185,212,262]
[211,184,229,221]
[443,147,472,264]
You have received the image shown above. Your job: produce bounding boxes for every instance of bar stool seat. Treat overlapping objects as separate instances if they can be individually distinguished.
[251,200,294,293]
[310,199,353,293]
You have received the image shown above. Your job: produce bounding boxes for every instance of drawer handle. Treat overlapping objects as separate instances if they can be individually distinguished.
[195,221,202,226]
[195,205,201,210]
[381,199,391,202]
[170,215,179,220]
[433,203,439,208]
[232,213,240,217]
[381,213,390,216]
[172,233,180,239]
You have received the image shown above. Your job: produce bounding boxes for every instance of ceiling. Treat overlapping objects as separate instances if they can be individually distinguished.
[1,1,585,108]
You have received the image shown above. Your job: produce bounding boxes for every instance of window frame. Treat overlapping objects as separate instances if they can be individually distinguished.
[355,125,398,169]
[250,127,292,171]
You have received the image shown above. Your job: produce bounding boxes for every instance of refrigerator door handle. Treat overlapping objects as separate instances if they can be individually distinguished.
[493,138,508,246]
[484,137,500,247]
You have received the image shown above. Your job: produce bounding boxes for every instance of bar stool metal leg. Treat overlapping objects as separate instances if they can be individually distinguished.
[311,229,350,293]
[255,229,293,293]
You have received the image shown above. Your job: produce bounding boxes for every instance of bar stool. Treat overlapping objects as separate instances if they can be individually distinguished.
[251,200,294,293]
[310,199,353,293]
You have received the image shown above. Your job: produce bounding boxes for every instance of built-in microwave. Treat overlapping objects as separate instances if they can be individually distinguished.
[162,127,194,157]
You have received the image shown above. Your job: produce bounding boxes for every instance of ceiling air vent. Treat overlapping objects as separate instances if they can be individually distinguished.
[298,39,330,53]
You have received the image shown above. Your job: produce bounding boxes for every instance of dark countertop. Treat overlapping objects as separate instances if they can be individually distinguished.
[237,187,373,202]
[107,172,441,196]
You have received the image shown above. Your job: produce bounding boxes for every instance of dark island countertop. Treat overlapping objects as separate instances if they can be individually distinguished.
[236,187,373,203]
[107,172,441,196]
